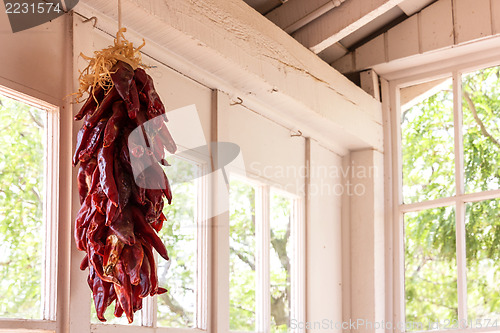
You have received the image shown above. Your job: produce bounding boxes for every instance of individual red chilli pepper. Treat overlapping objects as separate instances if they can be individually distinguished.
[134,68,165,117]
[158,121,177,154]
[91,244,121,286]
[74,85,103,121]
[78,159,97,203]
[132,206,169,260]
[105,199,118,226]
[85,87,119,129]
[144,193,164,224]
[73,124,94,166]
[132,285,143,311]
[87,212,107,256]
[103,102,127,147]
[151,213,166,233]
[77,165,88,204]
[93,275,112,322]
[109,209,136,246]
[88,264,96,289]
[114,261,134,323]
[78,118,107,163]
[138,254,151,298]
[110,61,134,102]
[143,162,172,204]
[80,254,89,271]
[126,80,140,119]
[114,159,132,209]
[114,303,124,318]
[103,234,124,276]
[141,241,158,296]
[152,136,165,162]
[98,146,119,206]
[121,242,144,285]
[91,189,107,215]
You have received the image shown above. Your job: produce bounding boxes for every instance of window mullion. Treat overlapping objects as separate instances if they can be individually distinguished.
[44,108,59,321]
[453,70,468,325]
[256,185,270,333]
[197,164,208,330]
[392,82,406,333]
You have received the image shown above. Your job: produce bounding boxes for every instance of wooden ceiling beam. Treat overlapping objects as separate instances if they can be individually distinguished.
[292,0,406,54]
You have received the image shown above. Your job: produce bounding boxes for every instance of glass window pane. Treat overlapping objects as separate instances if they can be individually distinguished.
[157,157,198,327]
[404,206,457,330]
[0,93,46,319]
[466,199,500,322]
[401,78,455,203]
[270,191,293,333]
[229,179,256,331]
[462,65,500,193]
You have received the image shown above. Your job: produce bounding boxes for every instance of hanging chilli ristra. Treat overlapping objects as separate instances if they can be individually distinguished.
[73,28,176,323]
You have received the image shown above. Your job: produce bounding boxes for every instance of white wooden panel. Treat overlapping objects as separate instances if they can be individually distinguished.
[360,70,381,101]
[492,0,500,35]
[420,0,454,53]
[0,11,66,104]
[387,15,419,61]
[307,142,343,332]
[454,0,492,44]
[218,100,306,196]
[355,34,386,70]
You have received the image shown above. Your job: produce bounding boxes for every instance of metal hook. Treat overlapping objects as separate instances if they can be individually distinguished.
[82,16,98,28]
[290,130,302,137]
[230,97,243,106]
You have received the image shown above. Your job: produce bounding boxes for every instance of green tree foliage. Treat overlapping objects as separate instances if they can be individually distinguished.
[0,94,45,319]
[403,66,500,329]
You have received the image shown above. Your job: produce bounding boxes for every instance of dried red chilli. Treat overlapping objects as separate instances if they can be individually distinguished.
[74,60,176,323]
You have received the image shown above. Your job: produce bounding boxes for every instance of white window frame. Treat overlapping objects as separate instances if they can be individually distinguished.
[229,174,305,333]
[0,85,60,330]
[388,55,500,333]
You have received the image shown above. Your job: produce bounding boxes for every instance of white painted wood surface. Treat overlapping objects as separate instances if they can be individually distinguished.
[360,70,381,101]
[397,0,435,15]
[355,35,386,71]
[387,15,419,61]
[265,0,346,34]
[218,99,306,196]
[493,0,500,34]
[454,0,492,44]
[292,0,406,54]
[349,149,385,333]
[333,0,500,75]
[419,0,453,53]
[307,141,343,333]
[77,0,383,153]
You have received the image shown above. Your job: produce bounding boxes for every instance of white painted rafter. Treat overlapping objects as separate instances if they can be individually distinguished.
[265,0,347,34]
[292,0,407,54]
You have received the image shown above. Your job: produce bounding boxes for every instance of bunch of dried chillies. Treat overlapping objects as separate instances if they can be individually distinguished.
[73,29,176,323]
